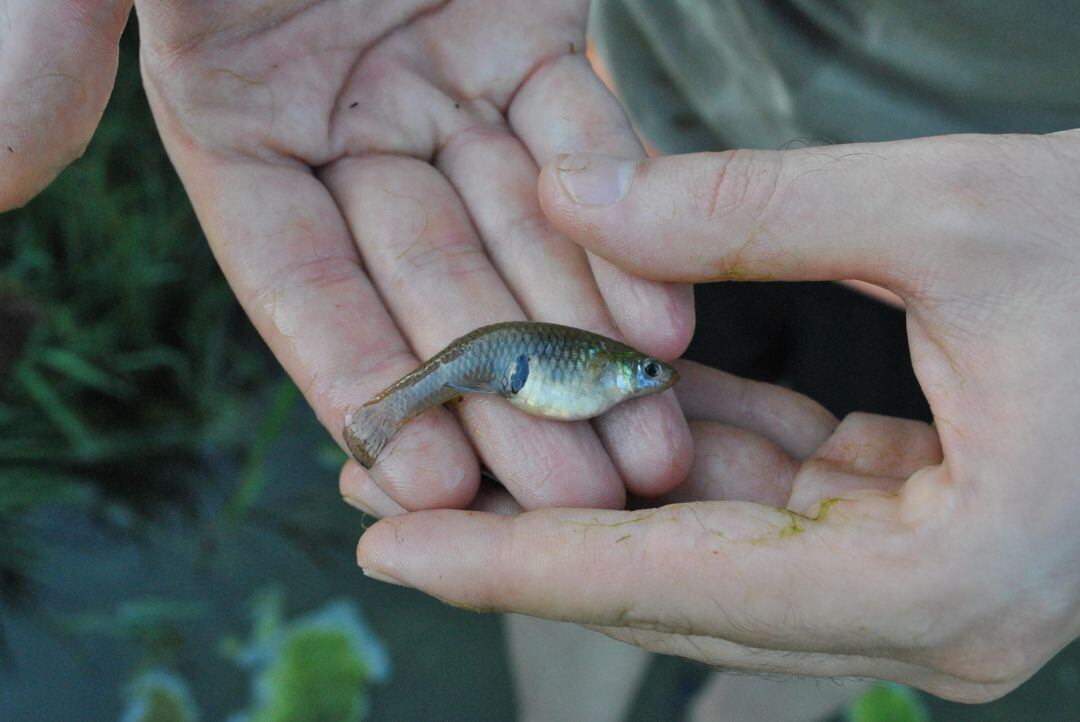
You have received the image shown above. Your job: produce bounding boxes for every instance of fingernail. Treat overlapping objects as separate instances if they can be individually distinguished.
[361,566,408,587]
[556,153,635,206]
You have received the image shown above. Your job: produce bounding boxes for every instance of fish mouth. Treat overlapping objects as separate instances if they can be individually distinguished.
[664,367,680,390]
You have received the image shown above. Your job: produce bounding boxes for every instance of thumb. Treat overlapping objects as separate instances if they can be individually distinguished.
[0,0,132,211]
[539,138,981,292]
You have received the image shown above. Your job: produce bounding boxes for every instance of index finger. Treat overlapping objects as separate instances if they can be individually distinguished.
[356,498,952,657]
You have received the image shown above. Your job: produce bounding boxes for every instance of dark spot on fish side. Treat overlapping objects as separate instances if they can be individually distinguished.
[454,102,461,109]
[509,354,529,395]
[349,101,359,109]
[5,147,12,153]
[569,41,577,54]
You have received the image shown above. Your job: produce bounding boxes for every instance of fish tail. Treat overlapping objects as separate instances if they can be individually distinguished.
[344,399,401,469]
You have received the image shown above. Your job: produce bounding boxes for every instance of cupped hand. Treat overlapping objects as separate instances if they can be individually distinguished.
[357,130,1080,701]
[134,0,695,514]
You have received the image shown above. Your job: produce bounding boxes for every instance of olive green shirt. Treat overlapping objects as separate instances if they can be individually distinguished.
[590,0,1080,152]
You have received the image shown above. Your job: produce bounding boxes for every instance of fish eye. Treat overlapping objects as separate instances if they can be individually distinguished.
[643,360,661,378]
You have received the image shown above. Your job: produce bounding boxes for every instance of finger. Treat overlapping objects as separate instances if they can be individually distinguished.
[788,413,943,515]
[510,54,695,358]
[340,461,521,518]
[658,421,798,507]
[321,155,625,510]
[357,501,934,656]
[674,360,837,460]
[0,0,132,210]
[812,413,943,478]
[437,126,692,496]
[141,139,479,510]
[340,461,407,519]
[537,140,989,291]
[588,390,693,497]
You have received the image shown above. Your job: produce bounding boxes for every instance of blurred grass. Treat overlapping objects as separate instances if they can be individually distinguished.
[0,26,292,626]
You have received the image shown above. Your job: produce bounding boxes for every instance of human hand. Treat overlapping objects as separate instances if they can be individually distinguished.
[135,0,694,514]
[356,131,1080,701]
[0,0,131,210]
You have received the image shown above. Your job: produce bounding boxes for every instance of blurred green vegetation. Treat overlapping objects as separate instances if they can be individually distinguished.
[848,684,929,722]
[0,26,290,631]
[121,670,201,722]
[112,590,388,722]
[224,590,389,722]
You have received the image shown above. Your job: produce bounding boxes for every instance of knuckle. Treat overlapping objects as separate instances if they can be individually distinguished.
[384,228,489,289]
[686,149,775,223]
[677,149,790,281]
[250,253,365,311]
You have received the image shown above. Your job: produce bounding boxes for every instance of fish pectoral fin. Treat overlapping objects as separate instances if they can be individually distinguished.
[444,380,504,396]
[445,355,529,398]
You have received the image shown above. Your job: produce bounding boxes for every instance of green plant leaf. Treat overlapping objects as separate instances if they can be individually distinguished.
[847,683,929,722]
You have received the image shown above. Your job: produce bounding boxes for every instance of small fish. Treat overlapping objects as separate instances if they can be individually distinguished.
[344,321,678,468]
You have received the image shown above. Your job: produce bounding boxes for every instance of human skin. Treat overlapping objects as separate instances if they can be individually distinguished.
[132,0,694,513]
[357,131,1080,702]
[8,1,1078,706]
[0,0,131,211]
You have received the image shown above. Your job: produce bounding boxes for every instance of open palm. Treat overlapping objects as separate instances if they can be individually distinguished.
[136,0,695,513]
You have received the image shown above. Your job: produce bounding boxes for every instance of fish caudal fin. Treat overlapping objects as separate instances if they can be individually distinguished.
[344,401,400,469]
